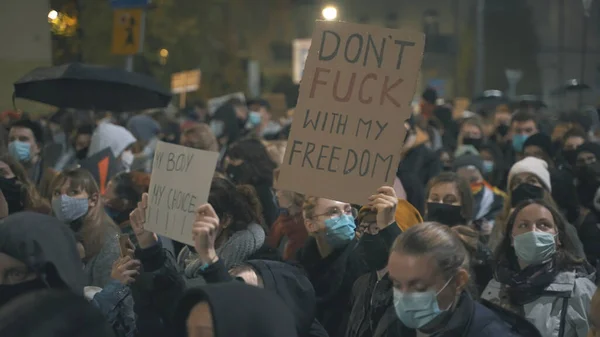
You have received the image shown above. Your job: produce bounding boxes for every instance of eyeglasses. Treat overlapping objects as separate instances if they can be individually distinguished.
[312,206,357,220]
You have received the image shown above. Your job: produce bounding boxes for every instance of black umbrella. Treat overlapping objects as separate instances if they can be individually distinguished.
[14,63,172,112]
[551,79,591,95]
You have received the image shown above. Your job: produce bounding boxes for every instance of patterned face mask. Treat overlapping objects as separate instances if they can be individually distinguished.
[52,194,89,224]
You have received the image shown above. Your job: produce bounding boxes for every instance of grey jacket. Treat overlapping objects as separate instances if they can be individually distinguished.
[481,271,597,337]
[84,226,121,287]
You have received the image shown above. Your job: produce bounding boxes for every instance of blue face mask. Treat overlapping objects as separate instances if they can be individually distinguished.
[8,141,31,162]
[52,194,89,224]
[512,230,556,264]
[512,134,529,152]
[247,111,262,126]
[393,276,454,329]
[323,214,356,249]
[482,160,494,174]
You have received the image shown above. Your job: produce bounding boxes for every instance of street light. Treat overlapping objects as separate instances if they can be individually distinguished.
[48,10,58,20]
[322,6,338,21]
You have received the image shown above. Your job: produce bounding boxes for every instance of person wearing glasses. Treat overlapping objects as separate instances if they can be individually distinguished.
[296,186,401,337]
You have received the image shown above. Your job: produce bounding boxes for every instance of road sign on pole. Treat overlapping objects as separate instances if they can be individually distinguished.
[111,8,144,55]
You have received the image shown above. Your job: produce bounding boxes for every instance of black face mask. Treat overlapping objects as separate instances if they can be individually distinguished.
[0,278,47,308]
[561,149,578,167]
[496,124,509,137]
[425,202,465,227]
[442,165,453,172]
[462,137,483,149]
[0,177,24,214]
[75,147,89,160]
[358,233,390,271]
[511,183,545,207]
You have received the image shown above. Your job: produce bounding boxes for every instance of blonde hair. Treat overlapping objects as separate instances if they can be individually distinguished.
[392,222,471,280]
[302,196,321,220]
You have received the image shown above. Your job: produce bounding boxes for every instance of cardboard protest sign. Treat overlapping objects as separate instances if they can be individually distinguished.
[79,147,119,195]
[276,21,424,205]
[207,92,246,116]
[146,141,219,245]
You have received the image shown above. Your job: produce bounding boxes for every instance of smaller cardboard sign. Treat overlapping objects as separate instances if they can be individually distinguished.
[207,92,246,116]
[79,147,119,195]
[262,93,288,119]
[146,141,219,245]
[171,69,202,94]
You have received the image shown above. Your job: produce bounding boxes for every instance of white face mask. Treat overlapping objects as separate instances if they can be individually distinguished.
[121,150,134,171]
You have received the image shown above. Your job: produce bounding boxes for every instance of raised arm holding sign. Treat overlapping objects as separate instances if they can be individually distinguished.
[276,21,424,205]
[144,141,219,245]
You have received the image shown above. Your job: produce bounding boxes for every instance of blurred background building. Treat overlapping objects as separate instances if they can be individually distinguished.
[1,0,598,109]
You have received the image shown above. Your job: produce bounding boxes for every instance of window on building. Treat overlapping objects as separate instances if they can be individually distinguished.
[423,9,440,36]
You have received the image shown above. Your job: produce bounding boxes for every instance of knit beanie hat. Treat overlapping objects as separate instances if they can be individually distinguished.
[523,132,555,158]
[508,156,551,191]
[452,154,484,175]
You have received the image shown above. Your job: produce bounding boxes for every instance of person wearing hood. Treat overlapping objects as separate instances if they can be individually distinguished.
[481,199,597,337]
[174,282,298,337]
[0,212,135,337]
[126,114,161,172]
[0,290,116,337]
[398,115,442,189]
[87,122,136,172]
[50,168,121,287]
[345,202,419,337]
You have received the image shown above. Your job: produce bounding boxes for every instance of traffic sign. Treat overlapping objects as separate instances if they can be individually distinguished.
[111,9,144,55]
[110,0,150,9]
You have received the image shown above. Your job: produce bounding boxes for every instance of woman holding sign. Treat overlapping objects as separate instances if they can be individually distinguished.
[296,186,401,337]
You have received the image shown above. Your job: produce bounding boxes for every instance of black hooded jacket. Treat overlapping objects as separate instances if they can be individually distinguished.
[0,212,85,295]
[174,282,298,337]
[246,260,329,337]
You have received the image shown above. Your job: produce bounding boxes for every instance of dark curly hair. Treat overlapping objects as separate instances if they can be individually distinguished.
[226,138,277,186]
[209,176,265,233]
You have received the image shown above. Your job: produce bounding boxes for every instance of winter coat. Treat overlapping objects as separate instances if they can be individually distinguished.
[481,270,597,337]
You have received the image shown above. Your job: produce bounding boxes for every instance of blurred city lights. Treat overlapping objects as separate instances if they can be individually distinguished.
[48,10,58,20]
[159,49,169,58]
[322,6,338,21]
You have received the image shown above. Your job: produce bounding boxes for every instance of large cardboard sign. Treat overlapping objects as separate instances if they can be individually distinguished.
[277,21,424,205]
[146,141,219,245]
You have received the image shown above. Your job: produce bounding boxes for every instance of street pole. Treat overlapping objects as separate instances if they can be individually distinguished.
[579,0,592,108]
[557,0,565,109]
[125,55,134,72]
[474,0,485,95]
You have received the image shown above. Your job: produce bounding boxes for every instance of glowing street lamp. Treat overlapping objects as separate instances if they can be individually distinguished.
[322,6,338,21]
[48,10,58,21]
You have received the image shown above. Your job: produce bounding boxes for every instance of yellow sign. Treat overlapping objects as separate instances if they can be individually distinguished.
[111,9,144,55]
[171,70,202,94]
